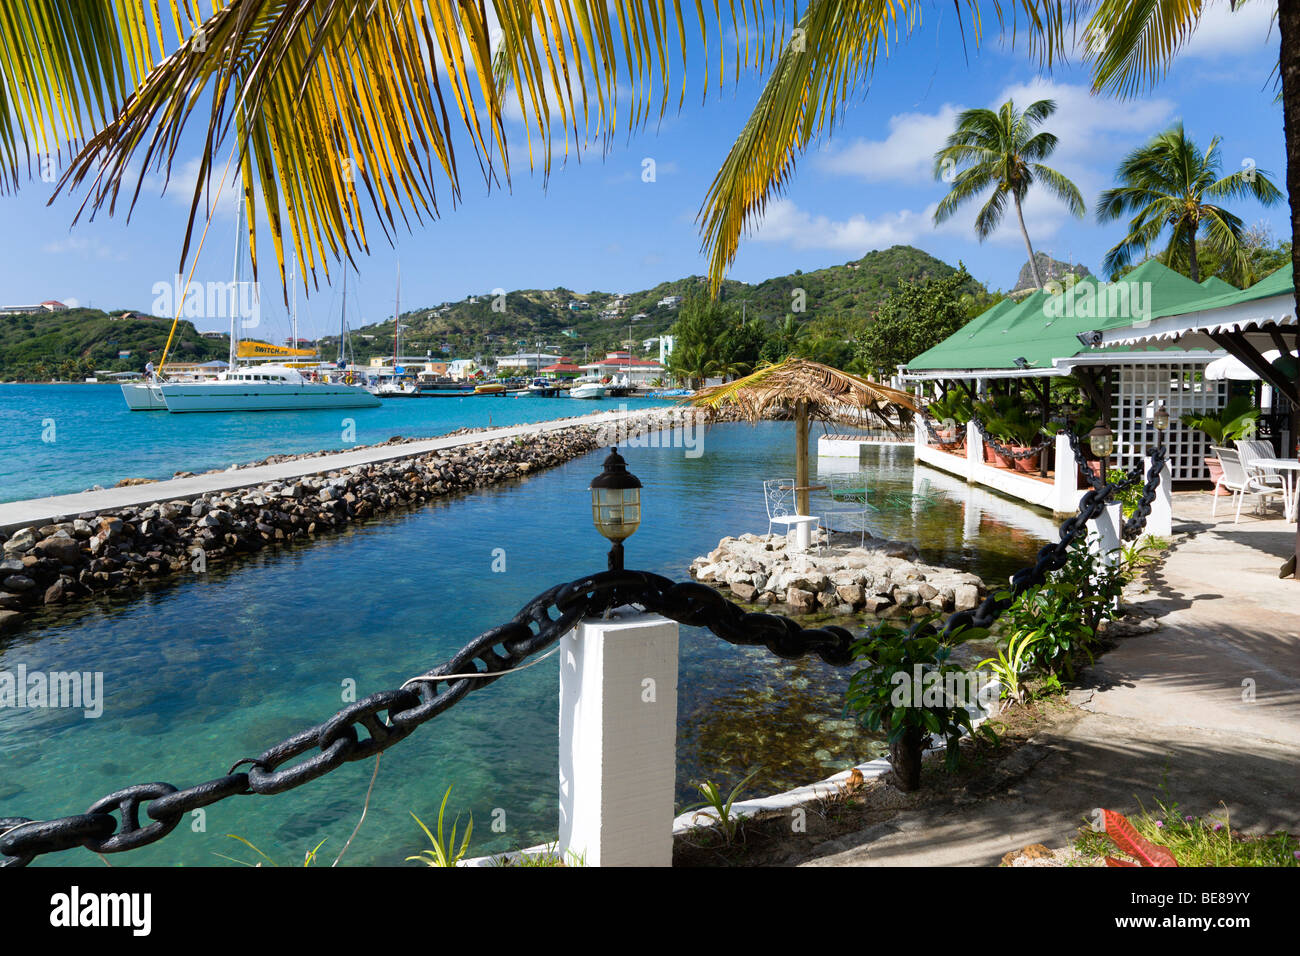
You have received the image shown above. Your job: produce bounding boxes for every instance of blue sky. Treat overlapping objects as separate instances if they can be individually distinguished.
[0,1,1287,342]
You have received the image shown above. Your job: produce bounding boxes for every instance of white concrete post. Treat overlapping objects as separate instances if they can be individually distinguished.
[558,610,679,867]
[965,420,982,478]
[1143,453,1173,538]
[1051,432,1080,515]
[1089,501,1124,569]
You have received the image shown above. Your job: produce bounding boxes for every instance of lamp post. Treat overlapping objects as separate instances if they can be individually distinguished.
[1153,402,1169,449]
[590,448,642,571]
[1089,423,1115,479]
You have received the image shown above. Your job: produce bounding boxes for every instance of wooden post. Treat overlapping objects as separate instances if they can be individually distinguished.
[795,399,811,516]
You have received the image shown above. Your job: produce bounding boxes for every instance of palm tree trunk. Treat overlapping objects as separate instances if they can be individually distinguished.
[795,399,811,516]
[1188,232,1201,283]
[1281,0,1300,578]
[1014,194,1043,289]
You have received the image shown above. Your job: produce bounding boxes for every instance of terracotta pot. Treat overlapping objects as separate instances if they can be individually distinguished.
[1011,445,1042,474]
[1205,456,1230,495]
[983,443,1000,465]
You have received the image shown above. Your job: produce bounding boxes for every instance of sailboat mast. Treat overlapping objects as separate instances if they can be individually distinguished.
[338,268,346,365]
[229,203,242,368]
[392,260,401,369]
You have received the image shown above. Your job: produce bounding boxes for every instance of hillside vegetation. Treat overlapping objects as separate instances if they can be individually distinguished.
[0,310,225,381]
[2,245,989,379]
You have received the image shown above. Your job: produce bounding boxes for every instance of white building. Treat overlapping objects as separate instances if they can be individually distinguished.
[493,352,562,373]
[656,295,683,308]
[642,335,675,364]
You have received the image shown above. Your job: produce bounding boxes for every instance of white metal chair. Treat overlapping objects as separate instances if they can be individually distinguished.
[1212,446,1285,522]
[1235,439,1286,489]
[817,473,876,547]
[763,478,822,552]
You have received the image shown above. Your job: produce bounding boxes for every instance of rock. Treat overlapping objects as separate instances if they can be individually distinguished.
[43,578,69,604]
[97,517,124,539]
[917,582,940,602]
[2,575,35,592]
[0,610,22,632]
[730,581,757,602]
[786,587,816,613]
[1001,843,1055,867]
[893,586,919,608]
[2,528,37,554]
[953,583,981,611]
[836,584,865,607]
[34,536,82,566]
[114,477,159,487]
[863,595,893,614]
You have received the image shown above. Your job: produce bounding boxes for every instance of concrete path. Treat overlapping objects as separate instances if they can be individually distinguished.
[0,408,646,534]
[801,493,1300,866]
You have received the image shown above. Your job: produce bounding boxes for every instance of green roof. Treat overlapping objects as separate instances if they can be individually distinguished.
[907,259,1209,373]
[1198,275,1238,296]
[1150,263,1294,320]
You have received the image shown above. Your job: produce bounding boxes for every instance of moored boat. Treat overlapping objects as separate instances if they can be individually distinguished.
[120,382,167,410]
[160,364,381,412]
[568,380,605,399]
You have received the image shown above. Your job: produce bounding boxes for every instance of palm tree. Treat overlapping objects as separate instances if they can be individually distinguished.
[1095,123,1283,283]
[932,99,1084,290]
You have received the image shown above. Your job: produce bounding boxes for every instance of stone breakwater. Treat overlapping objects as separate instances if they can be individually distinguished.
[690,532,987,619]
[0,407,705,632]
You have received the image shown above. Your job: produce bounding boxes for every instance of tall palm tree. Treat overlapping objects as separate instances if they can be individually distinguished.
[932,99,1085,290]
[1096,123,1283,283]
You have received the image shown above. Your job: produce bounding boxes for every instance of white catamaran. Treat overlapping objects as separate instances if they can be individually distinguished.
[154,211,379,413]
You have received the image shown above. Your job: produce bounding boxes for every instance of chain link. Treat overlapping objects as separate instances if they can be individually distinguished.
[1,451,1169,867]
[970,418,1045,461]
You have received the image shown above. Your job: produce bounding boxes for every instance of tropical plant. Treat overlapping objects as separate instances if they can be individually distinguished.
[846,616,992,792]
[1097,124,1284,284]
[854,267,977,376]
[1076,799,1300,868]
[216,834,327,867]
[406,785,473,868]
[1089,808,1180,867]
[686,768,762,844]
[977,629,1044,710]
[926,390,974,430]
[933,99,1084,290]
[1179,396,1261,444]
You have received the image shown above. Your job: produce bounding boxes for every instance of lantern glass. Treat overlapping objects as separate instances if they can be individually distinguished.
[591,486,641,541]
[1088,424,1114,459]
[1154,404,1169,432]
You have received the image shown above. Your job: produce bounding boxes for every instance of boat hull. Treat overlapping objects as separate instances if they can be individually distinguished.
[159,382,381,412]
[121,383,167,411]
[568,384,605,399]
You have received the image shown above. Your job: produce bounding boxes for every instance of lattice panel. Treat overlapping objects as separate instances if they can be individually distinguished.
[1112,363,1226,482]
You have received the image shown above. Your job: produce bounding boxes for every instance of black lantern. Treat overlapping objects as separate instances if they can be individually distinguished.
[590,448,642,571]
[1088,423,1115,463]
[1153,402,1169,438]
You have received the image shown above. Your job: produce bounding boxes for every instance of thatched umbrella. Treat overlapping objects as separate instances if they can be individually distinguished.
[688,358,919,515]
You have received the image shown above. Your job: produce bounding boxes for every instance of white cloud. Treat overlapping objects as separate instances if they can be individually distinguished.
[40,236,127,261]
[751,197,940,251]
[1181,0,1277,59]
[817,105,962,183]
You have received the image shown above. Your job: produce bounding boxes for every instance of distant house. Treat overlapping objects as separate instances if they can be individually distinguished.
[656,295,683,308]
[200,331,226,340]
[580,351,666,386]
[0,305,42,316]
[568,300,590,311]
[630,312,648,322]
[40,300,69,312]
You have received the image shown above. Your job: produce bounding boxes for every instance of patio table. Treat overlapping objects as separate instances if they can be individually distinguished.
[770,513,820,551]
[1252,459,1300,522]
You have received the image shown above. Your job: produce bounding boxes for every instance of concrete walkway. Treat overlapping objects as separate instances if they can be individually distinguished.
[0,408,646,534]
[801,492,1300,866]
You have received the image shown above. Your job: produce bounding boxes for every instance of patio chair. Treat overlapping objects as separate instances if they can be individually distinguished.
[817,473,877,547]
[763,478,823,552]
[1235,439,1286,490]
[1211,446,1285,523]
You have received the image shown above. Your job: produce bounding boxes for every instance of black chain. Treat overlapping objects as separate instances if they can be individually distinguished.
[922,416,965,446]
[1122,445,1168,540]
[971,418,1044,461]
[1,451,1171,867]
[0,571,852,867]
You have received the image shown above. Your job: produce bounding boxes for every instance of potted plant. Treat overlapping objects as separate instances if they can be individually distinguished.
[973,397,1013,465]
[996,407,1044,474]
[925,391,972,450]
[1180,397,1260,494]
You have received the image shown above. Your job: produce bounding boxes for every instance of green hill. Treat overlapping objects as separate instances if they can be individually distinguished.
[0,245,986,377]
[0,309,226,381]
[345,244,980,360]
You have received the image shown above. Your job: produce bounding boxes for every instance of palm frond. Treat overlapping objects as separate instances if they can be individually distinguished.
[1083,0,1210,98]
[688,357,918,426]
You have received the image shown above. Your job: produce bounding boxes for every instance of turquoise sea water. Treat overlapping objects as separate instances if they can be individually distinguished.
[0,383,671,502]
[0,417,1053,867]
